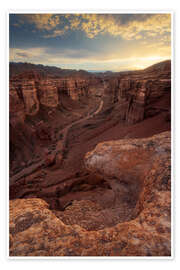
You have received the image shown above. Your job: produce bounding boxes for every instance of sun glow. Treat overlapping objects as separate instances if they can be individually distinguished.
[10,13,171,71]
[130,56,169,70]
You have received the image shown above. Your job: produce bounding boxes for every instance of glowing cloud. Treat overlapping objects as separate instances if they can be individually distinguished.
[12,13,171,43]
[9,13,171,71]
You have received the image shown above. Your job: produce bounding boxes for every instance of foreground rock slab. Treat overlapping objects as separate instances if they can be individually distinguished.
[9,132,171,256]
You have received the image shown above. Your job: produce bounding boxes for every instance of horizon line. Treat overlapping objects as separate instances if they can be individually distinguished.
[9,59,171,73]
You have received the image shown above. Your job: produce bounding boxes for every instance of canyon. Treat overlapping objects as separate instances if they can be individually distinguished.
[9,60,171,256]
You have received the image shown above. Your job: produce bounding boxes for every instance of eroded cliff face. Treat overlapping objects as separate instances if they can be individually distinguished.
[9,87,25,126]
[10,74,95,120]
[104,60,171,124]
[9,60,171,128]
[9,61,171,256]
[21,80,40,115]
[9,132,171,256]
[9,71,101,173]
[9,61,171,190]
[60,78,89,100]
[38,79,59,108]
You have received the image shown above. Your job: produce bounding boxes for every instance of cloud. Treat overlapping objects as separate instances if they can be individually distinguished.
[16,52,29,58]
[15,14,61,31]
[9,14,171,71]
[10,45,170,72]
[10,47,46,62]
[11,13,171,43]
[67,14,171,43]
[43,29,66,38]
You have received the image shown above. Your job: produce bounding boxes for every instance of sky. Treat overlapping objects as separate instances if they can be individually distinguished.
[9,13,171,71]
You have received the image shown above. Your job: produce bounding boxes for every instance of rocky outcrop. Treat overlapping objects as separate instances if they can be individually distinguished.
[103,60,171,124]
[21,80,40,115]
[59,78,89,101]
[10,74,91,118]
[116,77,170,124]
[9,60,171,182]
[9,60,171,125]
[38,79,59,107]
[9,131,171,256]
[9,87,25,126]
[9,71,98,172]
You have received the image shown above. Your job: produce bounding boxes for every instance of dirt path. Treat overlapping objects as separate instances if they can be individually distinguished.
[10,99,104,185]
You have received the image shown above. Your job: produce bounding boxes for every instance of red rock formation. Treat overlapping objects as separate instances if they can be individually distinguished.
[9,60,171,125]
[9,70,100,173]
[21,80,40,115]
[38,79,59,107]
[9,61,171,256]
[103,60,171,124]
[9,87,25,126]
[9,60,171,198]
[9,131,171,256]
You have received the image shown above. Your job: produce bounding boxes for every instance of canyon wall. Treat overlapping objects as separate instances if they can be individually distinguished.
[10,60,171,127]
[9,60,171,175]
[104,60,171,124]
[9,71,102,174]
[9,62,171,256]
[10,74,98,124]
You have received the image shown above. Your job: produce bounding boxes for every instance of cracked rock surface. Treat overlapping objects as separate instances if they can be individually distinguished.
[10,132,171,256]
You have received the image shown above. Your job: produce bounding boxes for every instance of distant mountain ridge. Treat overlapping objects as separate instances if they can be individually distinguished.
[143,60,171,73]
[88,70,112,73]
[9,62,92,78]
[10,60,171,78]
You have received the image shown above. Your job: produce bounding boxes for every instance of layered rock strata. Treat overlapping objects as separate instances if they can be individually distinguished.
[101,60,171,124]
[38,80,59,108]
[9,74,98,123]
[9,60,171,127]
[105,77,170,124]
